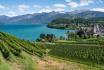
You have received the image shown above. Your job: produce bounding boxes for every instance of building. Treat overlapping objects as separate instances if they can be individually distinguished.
[92,24,104,36]
[79,24,104,36]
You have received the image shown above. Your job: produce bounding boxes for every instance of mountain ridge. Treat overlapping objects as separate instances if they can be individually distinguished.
[0,11,104,24]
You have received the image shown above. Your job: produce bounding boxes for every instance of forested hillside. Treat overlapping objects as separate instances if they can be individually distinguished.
[47,17,104,29]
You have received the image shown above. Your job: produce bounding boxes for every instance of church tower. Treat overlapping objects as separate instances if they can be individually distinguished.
[93,24,101,35]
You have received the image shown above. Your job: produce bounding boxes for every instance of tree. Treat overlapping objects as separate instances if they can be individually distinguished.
[40,33,46,39]
[77,30,85,38]
[37,33,56,42]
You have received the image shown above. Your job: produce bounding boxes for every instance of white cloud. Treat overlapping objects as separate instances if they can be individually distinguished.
[39,8,52,13]
[33,5,41,9]
[0,5,6,9]
[53,4,66,12]
[18,5,29,12]
[39,4,66,13]
[67,0,93,8]
[80,0,92,3]
[80,0,93,6]
[67,2,79,8]
[54,4,66,8]
[45,6,50,9]
[91,8,104,12]
[53,8,65,12]
[6,11,17,17]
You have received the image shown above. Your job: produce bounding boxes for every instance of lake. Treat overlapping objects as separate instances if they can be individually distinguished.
[0,24,75,41]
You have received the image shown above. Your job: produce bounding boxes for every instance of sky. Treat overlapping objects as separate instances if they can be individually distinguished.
[0,0,104,17]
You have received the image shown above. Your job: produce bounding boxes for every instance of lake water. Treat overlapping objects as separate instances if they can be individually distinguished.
[0,24,75,41]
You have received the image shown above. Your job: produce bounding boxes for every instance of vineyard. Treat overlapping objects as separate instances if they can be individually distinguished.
[1,32,104,70]
[0,32,45,58]
[0,32,46,70]
[45,44,104,65]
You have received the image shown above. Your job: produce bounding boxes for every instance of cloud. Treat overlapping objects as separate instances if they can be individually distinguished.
[53,4,66,12]
[39,4,66,13]
[80,0,93,6]
[67,0,93,8]
[91,8,104,12]
[67,2,79,8]
[6,11,17,17]
[33,5,41,9]
[53,8,65,12]
[54,4,66,8]
[39,8,52,13]
[39,8,65,13]
[0,5,6,9]
[18,5,29,12]
[80,0,92,3]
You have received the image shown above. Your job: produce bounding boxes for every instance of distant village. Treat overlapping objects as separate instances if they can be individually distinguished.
[77,24,104,37]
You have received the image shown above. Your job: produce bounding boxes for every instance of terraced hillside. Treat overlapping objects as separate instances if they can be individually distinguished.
[0,32,45,70]
[0,32,45,58]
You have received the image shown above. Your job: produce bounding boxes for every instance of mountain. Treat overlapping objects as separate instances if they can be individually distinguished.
[0,11,104,24]
[0,15,9,24]
[2,12,71,24]
[0,15,9,22]
[75,11,104,18]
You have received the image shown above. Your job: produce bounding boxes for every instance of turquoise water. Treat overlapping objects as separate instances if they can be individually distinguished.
[0,24,75,41]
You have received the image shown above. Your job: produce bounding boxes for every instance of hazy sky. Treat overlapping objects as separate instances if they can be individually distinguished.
[0,0,104,17]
